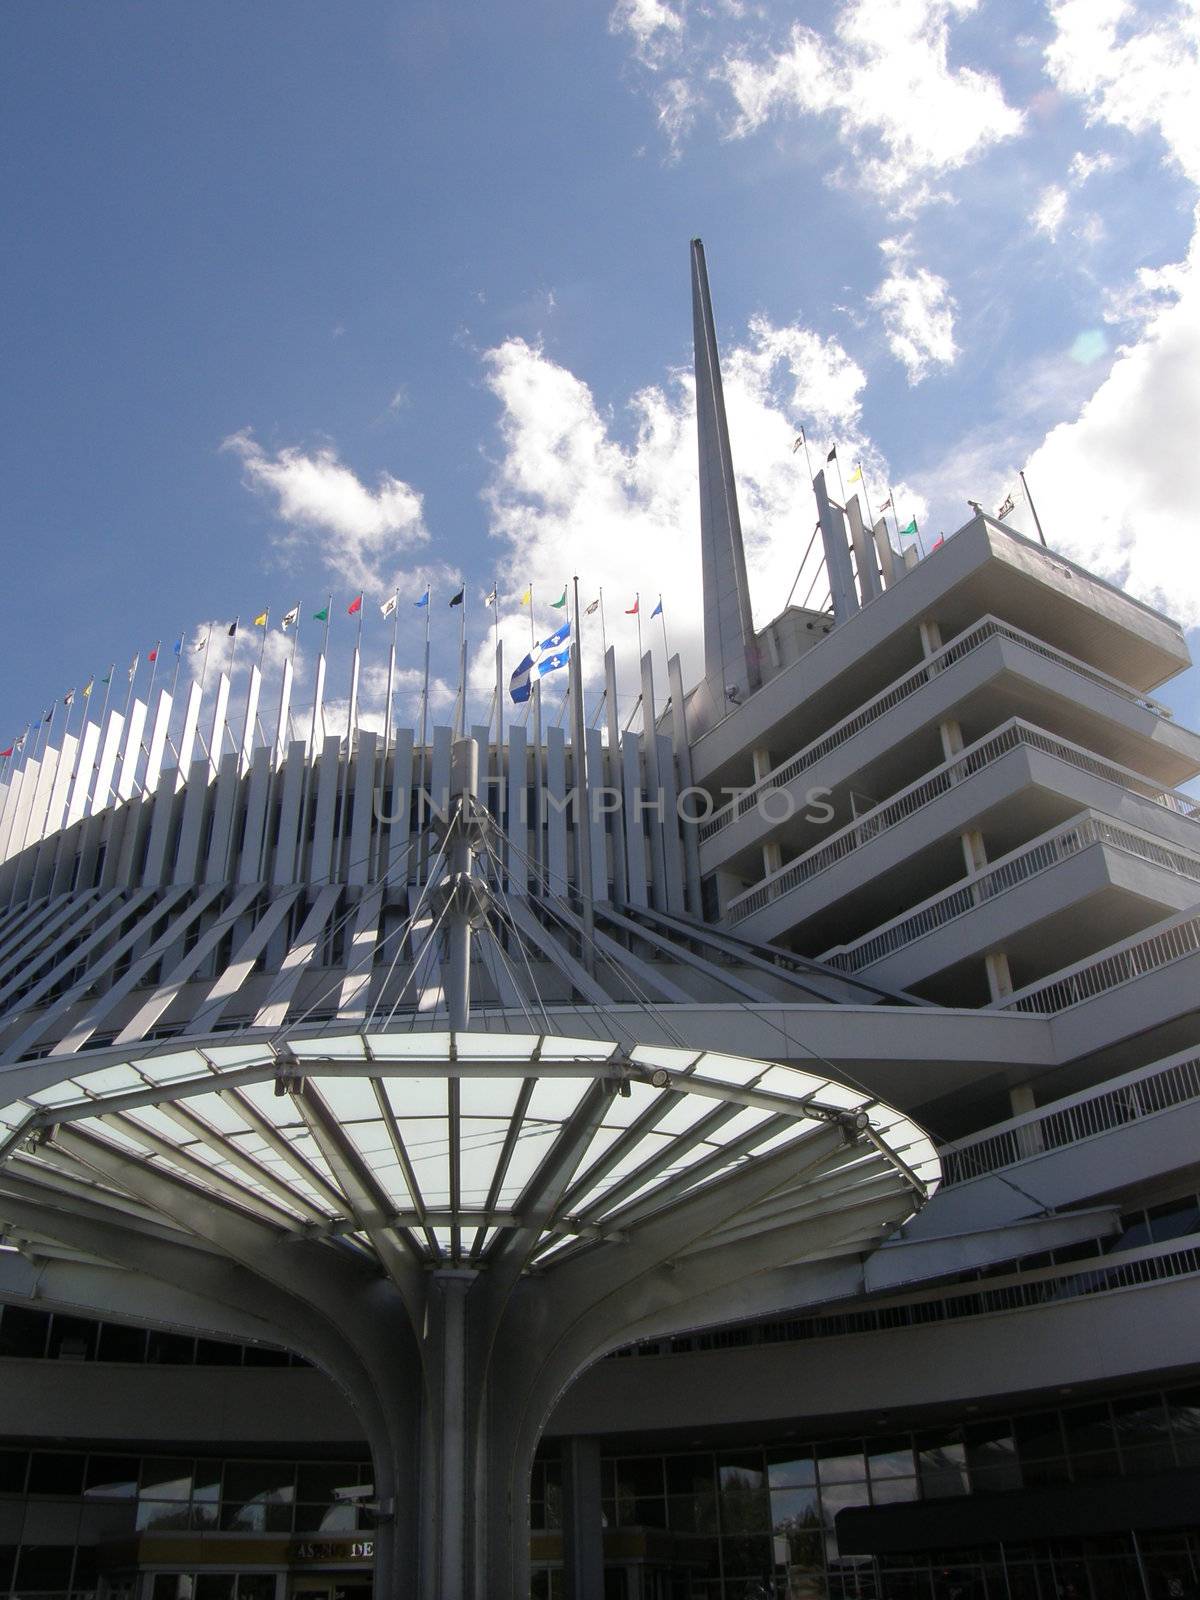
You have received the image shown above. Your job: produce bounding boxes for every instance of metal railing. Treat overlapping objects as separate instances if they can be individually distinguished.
[626,1237,1200,1355]
[727,718,1200,925]
[700,615,1170,845]
[941,1049,1200,1185]
[823,814,1200,973]
[999,909,1200,1015]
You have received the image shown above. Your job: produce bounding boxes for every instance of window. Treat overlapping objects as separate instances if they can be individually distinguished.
[28,1453,86,1496]
[965,1421,1021,1493]
[914,1431,969,1498]
[0,1304,50,1358]
[84,1457,139,1500]
[220,1462,295,1533]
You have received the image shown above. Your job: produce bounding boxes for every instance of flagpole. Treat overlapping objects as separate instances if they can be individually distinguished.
[322,594,333,657]
[1019,469,1049,548]
[598,586,608,661]
[832,447,848,506]
[147,642,160,701]
[199,631,213,693]
[795,423,815,482]
[635,593,642,661]
[656,596,669,662]
[458,586,467,738]
[168,640,182,700]
[258,612,270,668]
[97,665,115,729]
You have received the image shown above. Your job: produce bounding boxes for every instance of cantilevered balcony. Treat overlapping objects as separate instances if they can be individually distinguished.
[819,812,1200,1002]
[688,515,1191,784]
[698,615,1200,879]
[723,719,1200,949]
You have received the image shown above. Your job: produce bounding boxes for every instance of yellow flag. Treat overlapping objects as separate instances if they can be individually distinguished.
[520,587,531,606]
[848,466,863,484]
[254,611,269,627]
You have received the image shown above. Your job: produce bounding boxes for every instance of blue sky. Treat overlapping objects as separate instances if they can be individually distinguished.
[2,0,1199,749]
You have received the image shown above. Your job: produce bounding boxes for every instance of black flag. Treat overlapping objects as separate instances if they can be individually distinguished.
[449,587,464,607]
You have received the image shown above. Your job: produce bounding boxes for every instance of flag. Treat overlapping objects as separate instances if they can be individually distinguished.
[44,705,54,724]
[826,445,837,463]
[313,605,329,623]
[253,611,268,628]
[519,586,531,606]
[172,636,183,656]
[586,598,600,615]
[932,534,945,550]
[484,587,497,607]
[625,597,639,615]
[651,598,663,618]
[0,746,11,760]
[348,594,363,616]
[449,587,464,607]
[148,646,159,662]
[63,690,74,708]
[848,466,862,484]
[193,634,207,652]
[551,587,567,608]
[127,655,138,681]
[380,594,398,620]
[997,494,1015,520]
[415,589,430,608]
[792,434,805,454]
[879,496,893,513]
[16,733,26,752]
[101,668,112,685]
[282,606,299,629]
[83,678,94,698]
[900,519,919,538]
[509,620,572,703]
[227,621,237,637]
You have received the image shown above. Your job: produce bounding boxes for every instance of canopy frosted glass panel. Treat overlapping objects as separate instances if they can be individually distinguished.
[0,1028,938,1269]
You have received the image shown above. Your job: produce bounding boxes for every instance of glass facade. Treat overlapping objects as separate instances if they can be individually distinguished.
[1,1384,1200,1596]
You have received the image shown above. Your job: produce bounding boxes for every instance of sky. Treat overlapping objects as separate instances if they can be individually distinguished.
[2,0,1200,752]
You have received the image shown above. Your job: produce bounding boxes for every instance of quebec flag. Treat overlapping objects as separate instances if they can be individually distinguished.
[510,619,571,704]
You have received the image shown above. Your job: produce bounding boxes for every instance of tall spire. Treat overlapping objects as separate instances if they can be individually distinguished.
[691,238,759,700]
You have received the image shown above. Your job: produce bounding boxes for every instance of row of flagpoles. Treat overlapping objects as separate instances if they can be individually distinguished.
[0,577,673,774]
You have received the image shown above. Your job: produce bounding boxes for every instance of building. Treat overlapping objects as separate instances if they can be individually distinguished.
[2,240,1200,1600]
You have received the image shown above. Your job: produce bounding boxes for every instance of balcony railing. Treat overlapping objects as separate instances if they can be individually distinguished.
[998,909,1200,1015]
[726,718,1200,926]
[822,813,1200,973]
[700,615,1171,845]
[941,1047,1200,1185]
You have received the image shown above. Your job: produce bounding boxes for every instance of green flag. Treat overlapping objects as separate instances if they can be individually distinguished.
[900,519,918,538]
[313,605,329,622]
[551,587,567,608]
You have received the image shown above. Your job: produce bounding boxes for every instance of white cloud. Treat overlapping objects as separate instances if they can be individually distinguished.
[222,429,429,591]
[609,0,684,67]
[1008,209,1200,628]
[1045,0,1200,186]
[1069,149,1117,185]
[1033,185,1069,239]
[869,238,958,383]
[472,319,893,707]
[721,0,1022,207]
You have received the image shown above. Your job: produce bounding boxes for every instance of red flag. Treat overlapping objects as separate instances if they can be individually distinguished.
[0,745,12,759]
[625,597,639,615]
[931,534,945,551]
[148,647,159,662]
[348,594,363,615]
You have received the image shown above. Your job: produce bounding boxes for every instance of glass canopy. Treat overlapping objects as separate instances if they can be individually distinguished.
[0,1029,939,1270]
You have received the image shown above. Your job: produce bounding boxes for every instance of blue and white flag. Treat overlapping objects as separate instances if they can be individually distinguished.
[510,619,571,703]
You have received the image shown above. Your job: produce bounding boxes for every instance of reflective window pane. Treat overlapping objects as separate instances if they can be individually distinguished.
[915,1433,968,1498]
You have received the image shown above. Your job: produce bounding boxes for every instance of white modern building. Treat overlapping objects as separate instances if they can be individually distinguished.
[2,242,1200,1600]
